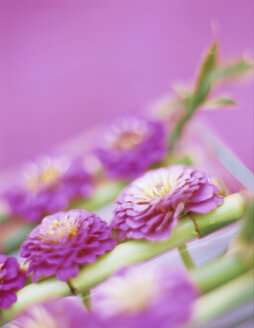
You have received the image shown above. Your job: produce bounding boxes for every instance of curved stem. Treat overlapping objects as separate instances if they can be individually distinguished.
[178,243,196,270]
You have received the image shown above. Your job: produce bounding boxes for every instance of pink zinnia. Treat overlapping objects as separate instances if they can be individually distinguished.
[112,165,224,241]
[3,297,87,328]
[95,117,167,180]
[0,255,25,317]
[21,210,116,282]
[91,265,199,328]
[4,155,94,222]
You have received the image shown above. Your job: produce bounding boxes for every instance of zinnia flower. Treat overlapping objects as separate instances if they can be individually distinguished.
[0,255,25,317]
[4,155,94,222]
[20,210,116,282]
[3,297,87,328]
[112,165,224,241]
[95,117,167,180]
[91,265,199,328]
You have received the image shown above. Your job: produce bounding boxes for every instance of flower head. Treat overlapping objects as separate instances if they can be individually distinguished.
[3,297,87,328]
[0,255,25,316]
[21,210,116,282]
[95,117,167,180]
[91,265,198,328]
[4,155,94,222]
[112,165,224,241]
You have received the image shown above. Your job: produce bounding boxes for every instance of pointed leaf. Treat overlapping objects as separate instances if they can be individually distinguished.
[191,42,218,108]
[215,58,253,83]
[202,97,236,110]
[169,42,218,150]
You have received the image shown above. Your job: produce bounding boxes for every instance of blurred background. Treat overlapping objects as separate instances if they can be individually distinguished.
[0,0,253,172]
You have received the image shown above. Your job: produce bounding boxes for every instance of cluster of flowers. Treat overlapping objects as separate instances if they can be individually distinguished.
[1,115,224,326]
[16,165,222,285]
[3,117,166,223]
[0,161,223,324]
[1,39,252,325]
[3,265,198,328]
[3,116,222,225]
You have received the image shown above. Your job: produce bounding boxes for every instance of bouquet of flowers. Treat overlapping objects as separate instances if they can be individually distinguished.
[0,41,253,328]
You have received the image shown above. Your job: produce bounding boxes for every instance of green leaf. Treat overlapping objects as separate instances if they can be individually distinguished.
[202,97,236,110]
[214,58,253,82]
[191,42,218,108]
[169,42,218,150]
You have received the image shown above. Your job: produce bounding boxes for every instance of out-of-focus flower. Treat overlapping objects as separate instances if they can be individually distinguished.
[3,297,88,328]
[91,265,199,328]
[4,155,94,222]
[21,210,116,282]
[95,117,167,180]
[112,165,224,241]
[0,255,25,316]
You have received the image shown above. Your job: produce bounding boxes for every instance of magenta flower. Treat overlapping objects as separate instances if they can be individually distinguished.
[4,297,88,328]
[21,210,116,282]
[95,117,167,180]
[112,165,224,241]
[91,265,199,328]
[4,155,94,222]
[0,255,25,316]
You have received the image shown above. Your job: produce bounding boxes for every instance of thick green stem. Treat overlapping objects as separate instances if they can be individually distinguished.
[1,193,245,323]
[192,255,248,293]
[192,269,254,325]
[69,181,127,212]
[178,243,196,270]
[238,199,254,242]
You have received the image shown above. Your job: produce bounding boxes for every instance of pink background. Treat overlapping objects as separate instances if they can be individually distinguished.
[0,0,253,171]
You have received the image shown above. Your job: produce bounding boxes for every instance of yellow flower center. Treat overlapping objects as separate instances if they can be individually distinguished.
[99,267,159,316]
[26,166,61,193]
[137,172,180,200]
[105,120,149,152]
[42,216,78,241]
[111,131,144,151]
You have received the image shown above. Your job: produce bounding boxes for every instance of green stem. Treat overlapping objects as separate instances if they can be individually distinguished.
[1,193,245,323]
[238,199,254,242]
[169,43,217,152]
[69,181,127,212]
[192,255,248,293]
[178,243,196,270]
[0,214,11,225]
[193,269,254,325]
[194,193,244,236]
[3,224,36,254]
[81,289,91,310]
